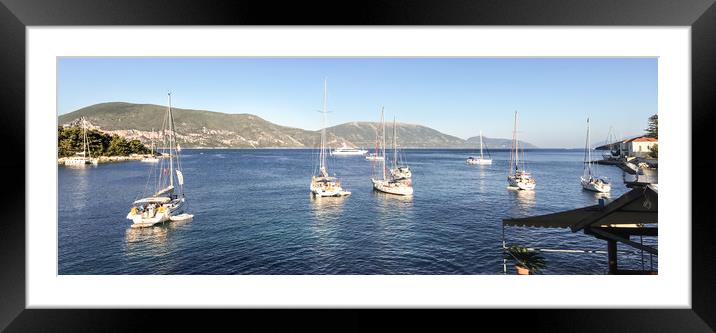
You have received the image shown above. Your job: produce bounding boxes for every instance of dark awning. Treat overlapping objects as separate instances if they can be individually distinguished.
[504,205,601,229]
[503,185,658,231]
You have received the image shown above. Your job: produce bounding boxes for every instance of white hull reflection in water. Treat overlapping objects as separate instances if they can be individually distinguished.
[373,190,414,208]
[123,215,191,268]
[60,149,656,275]
[372,190,415,231]
[507,187,537,214]
[310,194,347,221]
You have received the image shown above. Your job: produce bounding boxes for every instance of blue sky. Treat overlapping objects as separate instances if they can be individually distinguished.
[58,58,657,148]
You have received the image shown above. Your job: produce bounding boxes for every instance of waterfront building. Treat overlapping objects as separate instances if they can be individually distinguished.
[620,136,658,158]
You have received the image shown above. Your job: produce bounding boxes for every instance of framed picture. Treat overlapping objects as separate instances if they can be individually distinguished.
[2,0,715,331]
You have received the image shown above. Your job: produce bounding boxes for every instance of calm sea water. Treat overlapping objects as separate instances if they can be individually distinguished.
[58,149,657,274]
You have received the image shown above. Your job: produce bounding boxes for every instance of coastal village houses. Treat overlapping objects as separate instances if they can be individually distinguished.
[620,136,657,158]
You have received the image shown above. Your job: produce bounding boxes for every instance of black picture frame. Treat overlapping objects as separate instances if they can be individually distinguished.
[1,0,714,331]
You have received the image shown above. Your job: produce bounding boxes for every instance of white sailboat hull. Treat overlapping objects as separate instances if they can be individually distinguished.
[602,152,620,160]
[581,177,611,193]
[331,150,368,156]
[310,176,351,197]
[64,157,98,166]
[127,209,171,227]
[127,197,186,228]
[365,154,384,161]
[372,178,413,196]
[140,157,159,163]
[311,186,351,197]
[467,157,492,165]
[508,176,536,190]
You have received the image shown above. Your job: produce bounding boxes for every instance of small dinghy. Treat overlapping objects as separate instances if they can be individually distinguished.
[170,213,194,222]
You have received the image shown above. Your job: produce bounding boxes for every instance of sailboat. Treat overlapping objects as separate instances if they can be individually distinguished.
[581,118,611,193]
[466,130,492,165]
[507,111,536,190]
[64,117,98,166]
[601,126,621,161]
[372,108,414,196]
[365,153,384,161]
[141,128,160,163]
[126,92,190,227]
[388,118,412,180]
[366,118,385,161]
[310,80,351,198]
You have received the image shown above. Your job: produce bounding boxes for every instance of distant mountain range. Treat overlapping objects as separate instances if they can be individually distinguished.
[58,102,537,149]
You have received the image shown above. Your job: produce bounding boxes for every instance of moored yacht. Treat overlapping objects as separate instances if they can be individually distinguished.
[141,128,160,163]
[365,153,384,161]
[467,130,492,165]
[311,79,351,198]
[388,117,411,180]
[581,118,611,193]
[64,117,98,166]
[331,145,368,156]
[507,111,535,190]
[371,108,413,196]
[127,92,191,227]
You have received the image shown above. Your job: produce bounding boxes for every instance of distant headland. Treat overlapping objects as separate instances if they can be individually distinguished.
[58,102,538,149]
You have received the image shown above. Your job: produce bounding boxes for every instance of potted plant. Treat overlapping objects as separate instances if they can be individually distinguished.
[505,245,546,275]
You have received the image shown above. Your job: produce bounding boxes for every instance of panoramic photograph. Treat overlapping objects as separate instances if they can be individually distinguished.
[57,57,658,275]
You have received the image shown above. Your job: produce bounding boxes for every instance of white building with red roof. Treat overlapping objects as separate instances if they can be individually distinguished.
[621,136,658,158]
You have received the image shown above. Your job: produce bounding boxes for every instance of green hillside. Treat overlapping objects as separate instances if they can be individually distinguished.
[58,102,537,149]
[465,135,537,149]
[326,121,467,148]
[59,102,321,148]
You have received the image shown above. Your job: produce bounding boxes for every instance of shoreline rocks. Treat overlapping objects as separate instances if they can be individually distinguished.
[58,154,167,165]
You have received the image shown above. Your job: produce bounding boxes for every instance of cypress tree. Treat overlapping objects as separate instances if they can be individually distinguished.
[645,114,658,138]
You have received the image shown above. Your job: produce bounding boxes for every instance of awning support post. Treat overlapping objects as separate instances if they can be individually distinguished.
[502,224,507,275]
[608,239,618,274]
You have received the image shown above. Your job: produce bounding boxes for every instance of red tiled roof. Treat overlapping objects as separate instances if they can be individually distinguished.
[623,136,657,143]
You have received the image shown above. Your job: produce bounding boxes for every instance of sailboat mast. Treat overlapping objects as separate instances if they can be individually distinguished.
[509,112,514,174]
[168,92,174,187]
[393,117,398,169]
[517,112,522,172]
[511,111,519,173]
[585,117,591,177]
[588,118,592,174]
[82,117,88,158]
[381,107,386,180]
[479,130,484,159]
[320,79,328,174]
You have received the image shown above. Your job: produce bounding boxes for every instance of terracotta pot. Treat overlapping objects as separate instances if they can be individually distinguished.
[515,265,530,275]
